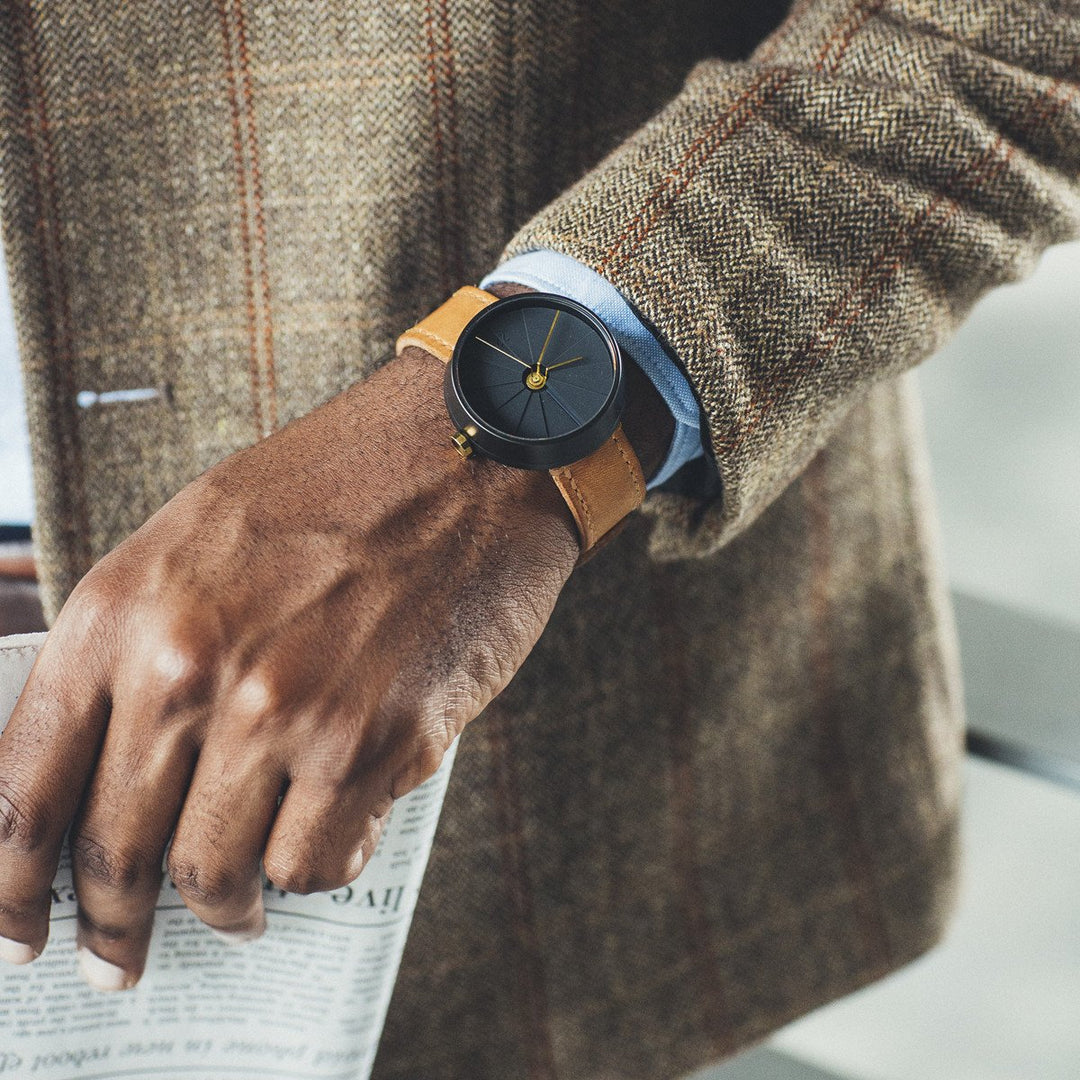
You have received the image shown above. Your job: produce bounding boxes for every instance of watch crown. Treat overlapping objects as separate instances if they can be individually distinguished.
[451,426,478,458]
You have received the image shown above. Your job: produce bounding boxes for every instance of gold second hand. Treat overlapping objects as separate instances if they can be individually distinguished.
[475,336,531,369]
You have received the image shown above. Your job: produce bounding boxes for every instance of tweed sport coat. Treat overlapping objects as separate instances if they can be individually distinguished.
[1,0,1078,1077]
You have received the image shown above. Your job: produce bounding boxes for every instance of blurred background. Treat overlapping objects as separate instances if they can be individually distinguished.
[1,240,1078,1078]
[711,240,1080,1080]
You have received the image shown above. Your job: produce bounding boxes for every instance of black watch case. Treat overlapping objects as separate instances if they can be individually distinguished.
[444,291,626,470]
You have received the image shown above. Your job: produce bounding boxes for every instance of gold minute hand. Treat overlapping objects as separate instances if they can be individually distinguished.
[544,355,584,371]
[475,336,531,369]
[536,309,560,368]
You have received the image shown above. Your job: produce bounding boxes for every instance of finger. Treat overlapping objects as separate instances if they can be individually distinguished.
[166,745,287,943]
[263,775,392,895]
[0,632,109,963]
[70,725,198,991]
[261,741,440,895]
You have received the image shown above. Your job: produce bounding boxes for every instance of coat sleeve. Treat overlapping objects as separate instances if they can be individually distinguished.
[496,0,1080,558]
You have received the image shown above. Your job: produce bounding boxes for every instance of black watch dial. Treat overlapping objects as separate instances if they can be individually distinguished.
[445,292,625,470]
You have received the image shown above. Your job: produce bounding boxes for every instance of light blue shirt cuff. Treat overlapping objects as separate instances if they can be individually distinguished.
[478,249,706,489]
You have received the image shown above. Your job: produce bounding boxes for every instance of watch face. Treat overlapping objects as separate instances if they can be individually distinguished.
[445,292,625,470]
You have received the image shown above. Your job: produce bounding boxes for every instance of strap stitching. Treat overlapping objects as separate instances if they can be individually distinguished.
[558,467,594,541]
[401,288,496,359]
[612,431,644,503]
[565,470,594,533]
[411,325,456,356]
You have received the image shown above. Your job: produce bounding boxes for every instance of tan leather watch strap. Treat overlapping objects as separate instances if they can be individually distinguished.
[550,425,644,553]
[396,286,646,554]
[395,285,496,363]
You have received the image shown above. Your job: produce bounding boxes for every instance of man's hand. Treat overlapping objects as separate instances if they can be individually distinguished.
[0,341,583,990]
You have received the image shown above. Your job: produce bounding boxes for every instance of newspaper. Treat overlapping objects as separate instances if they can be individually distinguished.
[0,632,457,1080]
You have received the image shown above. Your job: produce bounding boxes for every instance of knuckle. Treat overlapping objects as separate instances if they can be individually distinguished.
[71,833,153,892]
[166,856,240,907]
[227,668,288,735]
[367,792,395,823]
[264,855,331,896]
[415,741,445,782]
[359,811,389,858]
[79,908,143,943]
[0,781,49,853]
[142,636,213,709]
[390,742,444,800]
[0,890,45,923]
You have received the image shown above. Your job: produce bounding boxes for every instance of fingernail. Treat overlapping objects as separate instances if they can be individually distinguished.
[209,923,264,946]
[77,946,134,991]
[0,935,38,965]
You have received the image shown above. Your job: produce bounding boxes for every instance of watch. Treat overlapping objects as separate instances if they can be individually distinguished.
[395,286,646,554]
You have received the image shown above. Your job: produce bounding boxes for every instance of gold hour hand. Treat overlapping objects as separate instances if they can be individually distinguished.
[544,355,584,371]
[475,336,531,369]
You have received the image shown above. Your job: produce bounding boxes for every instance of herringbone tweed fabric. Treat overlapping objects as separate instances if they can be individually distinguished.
[0,1,1076,1077]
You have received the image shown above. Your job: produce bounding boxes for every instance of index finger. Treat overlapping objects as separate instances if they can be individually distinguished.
[0,631,109,962]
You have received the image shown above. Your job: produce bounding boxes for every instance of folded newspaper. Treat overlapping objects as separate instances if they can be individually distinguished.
[0,632,457,1080]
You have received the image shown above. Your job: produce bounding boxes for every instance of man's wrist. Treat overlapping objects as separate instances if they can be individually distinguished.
[393,335,582,558]
[394,281,667,560]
